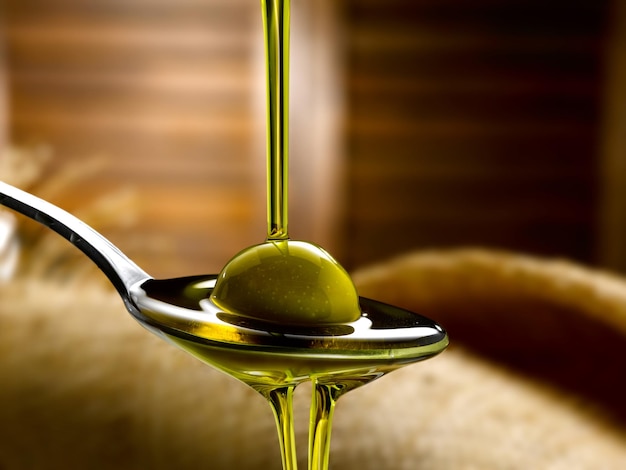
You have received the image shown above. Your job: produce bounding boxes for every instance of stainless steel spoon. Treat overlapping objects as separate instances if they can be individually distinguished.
[0,179,447,352]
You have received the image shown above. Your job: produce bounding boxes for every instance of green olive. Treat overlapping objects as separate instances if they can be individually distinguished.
[211,240,361,325]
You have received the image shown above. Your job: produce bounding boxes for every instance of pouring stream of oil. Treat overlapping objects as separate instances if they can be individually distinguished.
[264,0,289,242]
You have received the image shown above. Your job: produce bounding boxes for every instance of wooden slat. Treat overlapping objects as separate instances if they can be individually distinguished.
[598,0,626,272]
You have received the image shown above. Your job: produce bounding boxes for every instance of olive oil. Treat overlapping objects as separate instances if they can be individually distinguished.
[211,240,360,326]
[204,2,439,465]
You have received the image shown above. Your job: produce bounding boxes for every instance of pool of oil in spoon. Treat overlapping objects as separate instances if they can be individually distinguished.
[134,275,447,385]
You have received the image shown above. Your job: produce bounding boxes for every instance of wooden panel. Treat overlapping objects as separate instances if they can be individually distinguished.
[343,0,608,268]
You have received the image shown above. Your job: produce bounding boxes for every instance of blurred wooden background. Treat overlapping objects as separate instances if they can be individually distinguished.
[2,0,625,277]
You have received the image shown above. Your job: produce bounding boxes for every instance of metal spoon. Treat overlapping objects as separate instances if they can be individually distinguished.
[0,179,446,351]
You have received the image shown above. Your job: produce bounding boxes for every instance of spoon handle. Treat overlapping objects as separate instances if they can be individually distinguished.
[0,181,151,296]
